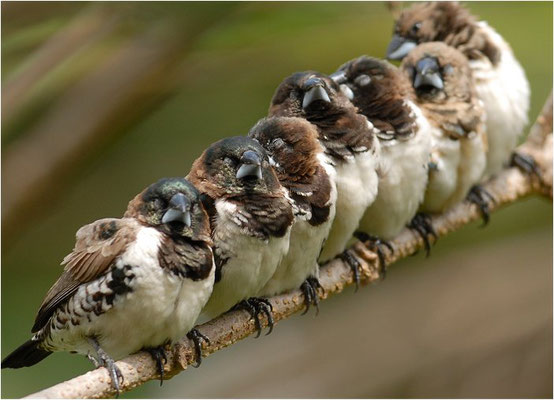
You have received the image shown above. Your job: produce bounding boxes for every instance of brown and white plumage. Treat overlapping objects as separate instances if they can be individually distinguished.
[387,1,529,178]
[269,71,382,264]
[3,178,215,390]
[401,42,487,213]
[187,136,294,322]
[248,116,337,309]
[333,56,432,240]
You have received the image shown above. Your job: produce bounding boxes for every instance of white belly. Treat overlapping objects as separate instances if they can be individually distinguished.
[260,201,336,296]
[201,200,291,319]
[43,227,214,360]
[319,149,380,262]
[359,104,431,239]
[421,127,461,213]
[472,22,530,177]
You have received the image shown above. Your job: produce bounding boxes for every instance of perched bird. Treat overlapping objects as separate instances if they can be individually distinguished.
[2,178,215,392]
[187,136,294,335]
[248,116,337,313]
[269,71,382,285]
[400,42,488,216]
[331,56,435,263]
[386,1,533,180]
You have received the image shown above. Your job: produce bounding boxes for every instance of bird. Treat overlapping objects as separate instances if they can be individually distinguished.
[400,42,488,217]
[187,136,294,336]
[248,116,337,313]
[331,56,435,266]
[268,71,382,287]
[385,1,534,181]
[2,177,215,393]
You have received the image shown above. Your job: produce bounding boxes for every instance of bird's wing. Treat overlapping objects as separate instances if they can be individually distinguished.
[31,218,138,333]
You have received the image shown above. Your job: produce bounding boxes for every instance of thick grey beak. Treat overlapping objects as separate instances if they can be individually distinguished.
[236,150,263,180]
[414,57,444,90]
[339,84,354,100]
[386,35,417,60]
[302,85,331,109]
[329,70,347,85]
[162,192,192,227]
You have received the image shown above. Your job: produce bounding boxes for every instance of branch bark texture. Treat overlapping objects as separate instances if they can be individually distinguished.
[25,93,553,399]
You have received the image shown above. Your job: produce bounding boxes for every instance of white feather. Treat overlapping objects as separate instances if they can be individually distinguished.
[200,199,291,320]
[358,101,432,239]
[42,226,215,360]
[471,21,530,178]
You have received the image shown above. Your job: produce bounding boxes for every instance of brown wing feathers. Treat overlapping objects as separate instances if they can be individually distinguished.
[32,219,136,332]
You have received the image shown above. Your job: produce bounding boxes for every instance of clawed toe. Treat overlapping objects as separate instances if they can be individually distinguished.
[300,276,324,316]
[339,249,361,290]
[87,337,123,396]
[146,346,168,385]
[407,212,437,256]
[467,185,496,226]
[511,151,543,183]
[235,297,274,337]
[354,232,394,278]
[186,328,210,368]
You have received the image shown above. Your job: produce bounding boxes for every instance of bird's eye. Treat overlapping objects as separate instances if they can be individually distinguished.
[443,64,454,75]
[223,156,234,166]
[411,22,421,35]
[354,74,371,87]
[154,198,165,210]
[270,138,285,149]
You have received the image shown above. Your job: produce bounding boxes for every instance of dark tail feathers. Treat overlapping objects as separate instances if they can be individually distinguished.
[2,339,52,369]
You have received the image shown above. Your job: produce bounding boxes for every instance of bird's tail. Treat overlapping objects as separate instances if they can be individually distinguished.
[2,339,52,369]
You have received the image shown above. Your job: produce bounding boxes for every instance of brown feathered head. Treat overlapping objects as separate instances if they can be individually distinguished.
[401,42,474,104]
[386,2,475,60]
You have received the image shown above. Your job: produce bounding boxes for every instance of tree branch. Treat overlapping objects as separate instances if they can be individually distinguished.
[25,93,552,399]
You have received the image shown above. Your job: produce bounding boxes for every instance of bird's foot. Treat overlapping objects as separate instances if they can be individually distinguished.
[300,276,324,316]
[234,297,274,338]
[88,337,124,396]
[145,345,168,385]
[339,249,362,291]
[466,185,496,226]
[186,328,210,368]
[407,212,437,256]
[354,232,393,278]
[510,151,543,184]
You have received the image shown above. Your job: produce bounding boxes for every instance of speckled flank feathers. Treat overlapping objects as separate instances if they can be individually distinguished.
[3,178,215,375]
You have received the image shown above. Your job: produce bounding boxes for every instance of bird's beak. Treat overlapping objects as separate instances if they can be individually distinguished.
[236,150,263,180]
[162,192,192,227]
[414,57,444,90]
[302,78,331,109]
[329,70,347,85]
[339,84,354,100]
[386,35,417,60]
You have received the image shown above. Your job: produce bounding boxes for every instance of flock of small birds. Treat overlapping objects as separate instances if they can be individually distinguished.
[3,2,538,395]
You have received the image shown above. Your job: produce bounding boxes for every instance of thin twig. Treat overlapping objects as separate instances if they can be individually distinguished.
[24,93,552,399]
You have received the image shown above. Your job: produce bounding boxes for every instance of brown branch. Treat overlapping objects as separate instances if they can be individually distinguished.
[25,93,552,399]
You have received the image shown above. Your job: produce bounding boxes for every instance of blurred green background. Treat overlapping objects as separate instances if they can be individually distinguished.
[2,2,552,398]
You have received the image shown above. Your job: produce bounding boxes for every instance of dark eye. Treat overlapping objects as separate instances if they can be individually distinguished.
[411,22,421,35]
[223,156,235,166]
